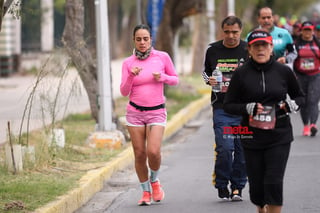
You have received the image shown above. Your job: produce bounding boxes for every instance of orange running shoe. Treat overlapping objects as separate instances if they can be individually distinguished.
[151,180,165,202]
[138,191,151,206]
[303,125,310,136]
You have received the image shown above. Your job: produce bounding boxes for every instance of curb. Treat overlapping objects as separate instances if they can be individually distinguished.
[34,94,210,213]
[164,94,210,140]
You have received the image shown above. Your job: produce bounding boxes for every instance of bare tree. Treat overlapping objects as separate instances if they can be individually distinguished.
[0,0,4,28]
[191,13,208,73]
[62,0,99,121]
[0,0,19,31]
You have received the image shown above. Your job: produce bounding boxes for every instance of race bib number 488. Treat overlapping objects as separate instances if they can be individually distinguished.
[249,105,276,130]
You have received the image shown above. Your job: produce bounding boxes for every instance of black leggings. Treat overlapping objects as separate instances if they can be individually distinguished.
[243,143,291,208]
[296,72,320,125]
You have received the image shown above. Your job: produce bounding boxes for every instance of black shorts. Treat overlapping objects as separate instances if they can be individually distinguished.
[243,143,291,207]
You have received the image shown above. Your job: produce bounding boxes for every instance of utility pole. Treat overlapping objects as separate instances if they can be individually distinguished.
[207,0,215,42]
[136,0,142,24]
[228,0,235,15]
[95,0,114,131]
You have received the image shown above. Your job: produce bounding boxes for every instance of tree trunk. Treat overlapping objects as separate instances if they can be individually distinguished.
[155,0,205,61]
[215,0,228,41]
[62,0,99,122]
[191,13,208,73]
[108,0,121,58]
[119,5,137,57]
[84,0,96,53]
[155,3,175,59]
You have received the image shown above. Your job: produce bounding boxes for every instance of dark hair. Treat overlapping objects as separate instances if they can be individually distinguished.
[221,16,242,29]
[133,24,151,37]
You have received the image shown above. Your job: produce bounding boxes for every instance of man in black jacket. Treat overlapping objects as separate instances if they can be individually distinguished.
[202,16,248,201]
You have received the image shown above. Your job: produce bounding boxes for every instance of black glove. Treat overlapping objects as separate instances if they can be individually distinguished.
[279,100,299,113]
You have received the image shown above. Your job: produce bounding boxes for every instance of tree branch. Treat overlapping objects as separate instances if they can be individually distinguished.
[3,0,15,15]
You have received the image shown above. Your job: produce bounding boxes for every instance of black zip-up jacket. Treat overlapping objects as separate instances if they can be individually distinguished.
[223,57,304,149]
[202,40,248,109]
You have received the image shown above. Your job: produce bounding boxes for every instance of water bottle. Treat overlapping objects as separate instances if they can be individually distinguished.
[212,67,222,92]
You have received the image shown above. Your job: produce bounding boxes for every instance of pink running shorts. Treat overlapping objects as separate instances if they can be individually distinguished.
[126,104,167,127]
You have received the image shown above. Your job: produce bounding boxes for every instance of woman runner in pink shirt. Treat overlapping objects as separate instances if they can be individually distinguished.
[120,24,179,206]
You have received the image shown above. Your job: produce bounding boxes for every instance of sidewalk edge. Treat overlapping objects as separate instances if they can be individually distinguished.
[164,94,210,140]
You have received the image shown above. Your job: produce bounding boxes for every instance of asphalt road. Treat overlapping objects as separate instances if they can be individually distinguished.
[77,105,320,213]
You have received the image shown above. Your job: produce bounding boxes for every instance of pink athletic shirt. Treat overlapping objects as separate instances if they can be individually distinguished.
[120,49,179,107]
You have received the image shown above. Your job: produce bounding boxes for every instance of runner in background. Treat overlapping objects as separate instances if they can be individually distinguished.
[202,16,248,201]
[246,7,297,66]
[291,21,302,41]
[293,21,320,137]
[315,24,320,41]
